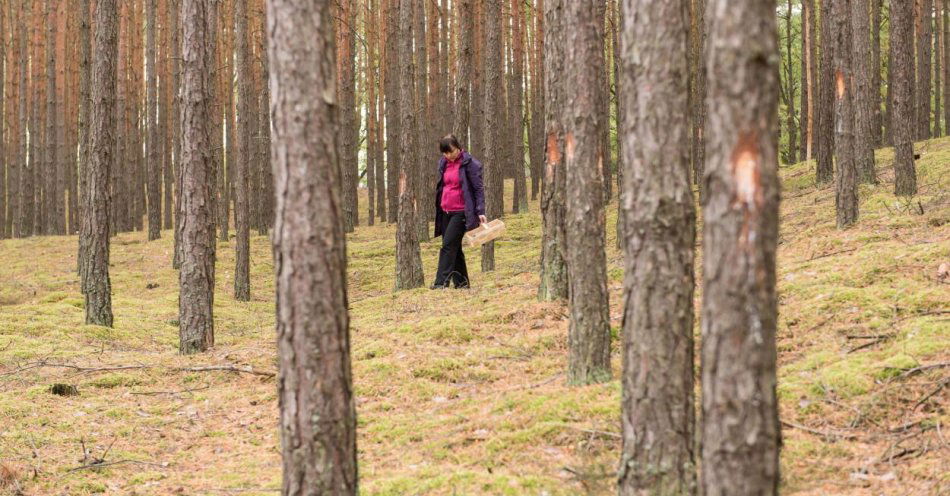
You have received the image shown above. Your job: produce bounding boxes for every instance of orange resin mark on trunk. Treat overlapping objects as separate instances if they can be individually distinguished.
[565,132,576,161]
[731,132,763,210]
[545,132,560,178]
[835,70,846,100]
[398,170,407,195]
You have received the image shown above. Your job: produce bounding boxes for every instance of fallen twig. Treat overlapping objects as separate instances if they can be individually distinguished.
[781,419,858,441]
[174,365,275,378]
[913,378,950,411]
[66,459,166,473]
[897,362,950,380]
[807,247,858,262]
[130,385,210,396]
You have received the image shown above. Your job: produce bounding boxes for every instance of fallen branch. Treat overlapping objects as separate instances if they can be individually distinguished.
[781,420,858,441]
[913,378,950,411]
[174,365,275,378]
[806,247,858,262]
[66,459,166,473]
[130,385,210,396]
[897,362,950,380]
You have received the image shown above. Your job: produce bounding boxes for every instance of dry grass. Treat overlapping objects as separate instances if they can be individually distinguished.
[1,138,948,495]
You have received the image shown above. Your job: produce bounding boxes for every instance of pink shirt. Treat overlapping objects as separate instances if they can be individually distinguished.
[440,156,466,212]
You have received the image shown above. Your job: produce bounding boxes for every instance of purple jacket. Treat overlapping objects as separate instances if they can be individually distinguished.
[435,151,485,237]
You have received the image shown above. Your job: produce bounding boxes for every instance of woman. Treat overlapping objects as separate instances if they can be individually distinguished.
[432,135,486,289]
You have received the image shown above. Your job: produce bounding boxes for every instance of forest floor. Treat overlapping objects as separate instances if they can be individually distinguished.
[1,139,949,495]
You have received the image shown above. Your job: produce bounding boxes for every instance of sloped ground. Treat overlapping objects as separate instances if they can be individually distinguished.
[0,139,947,495]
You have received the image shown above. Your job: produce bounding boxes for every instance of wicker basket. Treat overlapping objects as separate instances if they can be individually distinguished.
[463,219,506,248]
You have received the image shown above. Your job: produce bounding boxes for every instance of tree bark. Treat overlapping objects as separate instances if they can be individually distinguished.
[178,0,216,354]
[413,0,430,240]
[853,0,878,183]
[480,0,502,272]
[692,0,706,194]
[375,0,386,222]
[46,0,61,235]
[893,0,918,195]
[935,1,943,136]
[784,0,797,164]
[385,0,400,224]
[801,0,817,160]
[701,0,781,493]
[395,0,425,290]
[233,0,252,301]
[945,0,950,136]
[266,1,359,493]
[81,0,118,328]
[918,0,934,140]
[538,0,567,302]
[871,0,883,146]
[146,0,162,239]
[18,0,31,238]
[340,0,358,232]
[834,0,859,228]
[528,0,544,201]
[617,0,696,492]
[562,0,610,386]
[817,0,835,184]
[511,0,528,213]
[366,0,378,227]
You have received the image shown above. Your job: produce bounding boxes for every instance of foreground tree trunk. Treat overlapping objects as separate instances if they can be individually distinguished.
[816,0,835,184]
[701,0,781,493]
[81,0,118,327]
[892,0,917,195]
[538,0,567,302]
[267,1,358,492]
[852,0,877,183]
[178,0,216,354]
[233,0,252,300]
[395,0,425,290]
[562,0,610,386]
[617,0,696,492]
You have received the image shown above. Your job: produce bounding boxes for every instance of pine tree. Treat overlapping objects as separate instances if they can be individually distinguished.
[893,0,917,195]
[853,0,878,183]
[233,0,252,301]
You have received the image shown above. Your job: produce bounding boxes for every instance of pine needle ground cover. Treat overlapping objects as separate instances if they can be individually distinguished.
[1,140,948,495]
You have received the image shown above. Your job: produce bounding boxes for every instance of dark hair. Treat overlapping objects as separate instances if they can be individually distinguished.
[439,135,462,154]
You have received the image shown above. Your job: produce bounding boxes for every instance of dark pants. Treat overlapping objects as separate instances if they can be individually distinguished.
[434,212,470,288]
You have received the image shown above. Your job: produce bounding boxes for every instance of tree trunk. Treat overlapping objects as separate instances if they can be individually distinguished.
[0,3,5,239]
[480,0,503,272]
[178,0,216,354]
[219,0,233,242]
[935,2,943,136]
[817,0,835,184]
[918,0,933,140]
[375,0,386,222]
[801,0,816,160]
[893,0,918,195]
[834,0,859,228]
[853,0,877,183]
[385,0,400,224]
[538,0,567,302]
[233,0,252,301]
[18,0,31,238]
[257,5,274,234]
[266,0,359,492]
[395,0,425,290]
[46,0,60,235]
[528,0,544,201]
[172,0,184,266]
[701,0,781,493]
[784,0,797,164]
[340,0,358,232]
[617,0,696,492]
[413,0,430,240]
[562,0,610,386]
[872,0,883,146]
[81,0,118,327]
[512,0,528,213]
[945,0,950,136]
[146,0,161,239]
[366,0,378,227]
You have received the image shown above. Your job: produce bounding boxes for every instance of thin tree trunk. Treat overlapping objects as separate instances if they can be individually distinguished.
[81,0,118,327]
[146,0,161,239]
[163,0,174,230]
[178,0,216,354]
[366,0,377,227]
[853,0,877,183]
[385,0,400,224]
[872,0,883,146]
[692,0,707,196]
[455,0,473,148]
[617,0,696,491]
[172,0,184,266]
[935,2,943,136]
[817,0,835,184]
[945,0,950,136]
[562,0,610,386]
[528,0,544,201]
[784,0,797,164]
[801,0,816,160]
[395,0,425,290]
[701,0,781,492]
[413,0,430,240]
[18,0,31,238]
[233,0,252,301]
[893,0,918,195]
[257,4,274,234]
[918,0,934,139]
[375,0,386,222]
[46,0,60,235]
[340,0,358,232]
[512,0,527,213]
